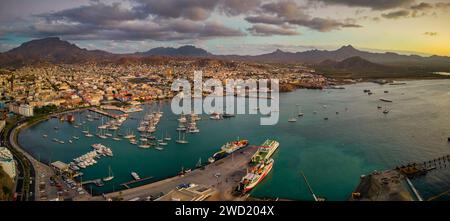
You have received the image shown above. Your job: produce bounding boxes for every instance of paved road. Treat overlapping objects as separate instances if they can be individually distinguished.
[87,146,259,201]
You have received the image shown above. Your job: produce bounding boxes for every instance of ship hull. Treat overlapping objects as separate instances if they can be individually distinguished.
[243,161,273,193]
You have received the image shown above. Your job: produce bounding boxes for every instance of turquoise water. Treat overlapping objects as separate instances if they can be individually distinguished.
[19,80,450,200]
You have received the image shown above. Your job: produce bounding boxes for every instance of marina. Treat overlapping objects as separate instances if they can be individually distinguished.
[17,80,450,200]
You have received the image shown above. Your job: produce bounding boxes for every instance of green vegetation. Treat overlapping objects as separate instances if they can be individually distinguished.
[0,163,14,201]
[34,104,58,115]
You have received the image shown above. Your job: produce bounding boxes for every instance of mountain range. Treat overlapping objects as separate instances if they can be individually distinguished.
[1,37,449,76]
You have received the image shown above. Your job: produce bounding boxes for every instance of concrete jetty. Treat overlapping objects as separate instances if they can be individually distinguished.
[85,146,260,201]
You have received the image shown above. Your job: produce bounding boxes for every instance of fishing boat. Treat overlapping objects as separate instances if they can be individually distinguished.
[176,131,188,144]
[103,166,114,182]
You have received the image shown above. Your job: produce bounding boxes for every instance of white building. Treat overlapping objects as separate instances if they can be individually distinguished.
[9,103,34,117]
[0,147,16,179]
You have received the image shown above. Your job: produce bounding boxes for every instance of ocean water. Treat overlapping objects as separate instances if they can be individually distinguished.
[18,80,450,200]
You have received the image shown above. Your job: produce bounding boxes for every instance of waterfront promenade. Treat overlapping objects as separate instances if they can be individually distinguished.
[86,146,259,201]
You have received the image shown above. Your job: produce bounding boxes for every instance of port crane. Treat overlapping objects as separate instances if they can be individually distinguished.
[300,171,326,201]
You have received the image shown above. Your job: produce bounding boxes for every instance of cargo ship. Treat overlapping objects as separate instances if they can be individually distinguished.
[208,139,249,163]
[238,158,274,193]
[251,140,279,164]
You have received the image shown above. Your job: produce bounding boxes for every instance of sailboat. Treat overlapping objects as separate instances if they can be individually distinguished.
[159,133,168,146]
[103,166,114,182]
[155,142,164,151]
[196,158,203,168]
[112,130,121,141]
[138,138,151,149]
[85,128,93,137]
[176,131,189,144]
[164,131,172,141]
[297,104,304,117]
[383,106,390,114]
[288,107,297,122]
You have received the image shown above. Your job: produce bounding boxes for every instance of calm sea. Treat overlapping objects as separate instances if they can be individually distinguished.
[19,79,450,200]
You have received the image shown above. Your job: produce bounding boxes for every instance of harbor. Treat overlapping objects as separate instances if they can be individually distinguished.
[17,80,450,200]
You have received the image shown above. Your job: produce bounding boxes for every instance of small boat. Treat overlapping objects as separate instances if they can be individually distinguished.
[103,166,114,182]
[131,172,140,180]
[223,113,235,118]
[288,118,297,122]
[85,133,94,137]
[380,98,393,103]
[296,105,304,117]
[176,131,188,144]
[42,134,48,138]
[164,131,172,141]
[155,147,164,151]
[72,136,80,140]
[324,117,329,120]
[69,140,73,144]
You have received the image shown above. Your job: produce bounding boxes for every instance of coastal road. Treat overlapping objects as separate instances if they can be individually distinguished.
[88,146,259,201]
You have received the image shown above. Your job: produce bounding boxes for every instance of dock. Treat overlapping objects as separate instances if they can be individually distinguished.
[88,108,120,119]
[120,176,154,189]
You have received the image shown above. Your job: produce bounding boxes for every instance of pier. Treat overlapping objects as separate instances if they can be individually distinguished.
[396,154,449,178]
[88,108,120,119]
[351,154,450,201]
[120,176,154,189]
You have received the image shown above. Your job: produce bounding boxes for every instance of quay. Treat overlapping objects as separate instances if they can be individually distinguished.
[86,146,260,201]
[120,176,154,189]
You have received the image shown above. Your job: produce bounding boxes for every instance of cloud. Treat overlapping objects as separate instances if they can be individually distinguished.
[37,2,146,25]
[255,0,361,32]
[247,24,299,36]
[310,0,415,10]
[423,32,437,36]
[381,10,410,19]
[410,2,433,10]
[245,15,286,25]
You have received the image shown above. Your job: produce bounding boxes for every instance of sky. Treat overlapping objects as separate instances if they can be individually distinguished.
[0,0,449,56]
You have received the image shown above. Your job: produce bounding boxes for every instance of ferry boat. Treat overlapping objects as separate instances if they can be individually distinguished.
[251,140,279,164]
[208,139,249,163]
[131,172,140,180]
[238,159,274,193]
